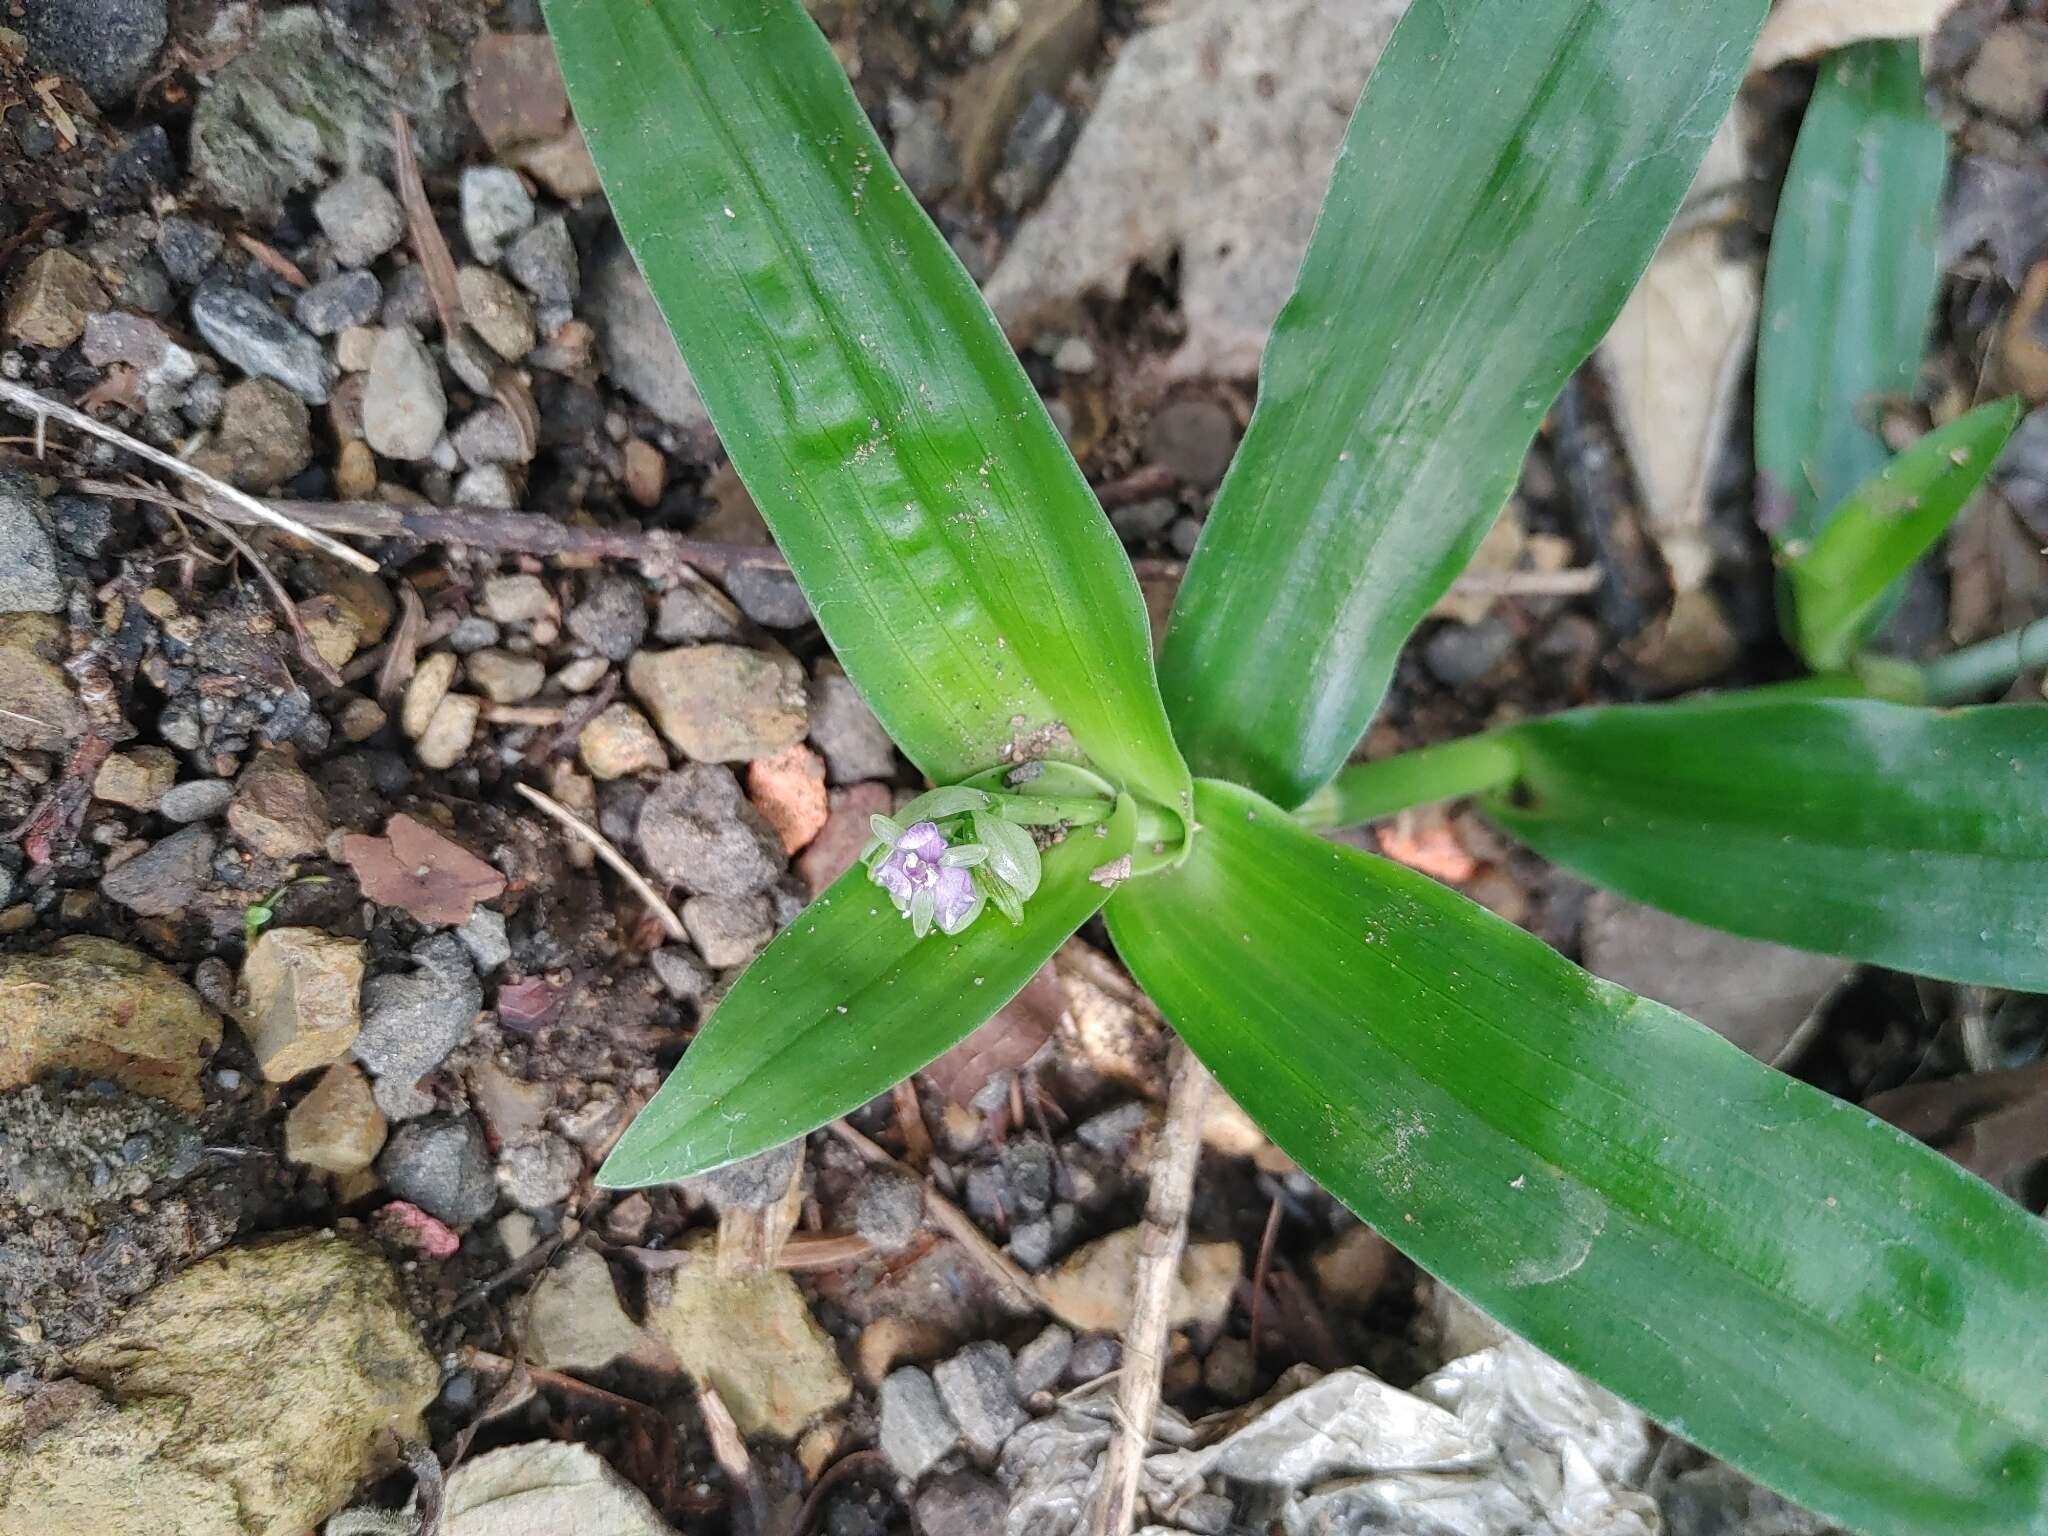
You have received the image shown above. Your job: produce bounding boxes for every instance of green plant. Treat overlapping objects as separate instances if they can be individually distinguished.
[542,1,2048,1530]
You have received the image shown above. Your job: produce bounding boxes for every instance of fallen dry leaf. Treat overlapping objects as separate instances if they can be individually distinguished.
[1751,0,1956,73]
[341,812,506,926]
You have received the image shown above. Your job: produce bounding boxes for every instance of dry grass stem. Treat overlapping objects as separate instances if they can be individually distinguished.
[513,782,688,943]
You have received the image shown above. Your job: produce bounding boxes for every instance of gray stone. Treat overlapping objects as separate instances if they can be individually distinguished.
[914,1470,1008,1534]
[455,907,511,973]
[1422,615,1516,689]
[879,1367,960,1480]
[892,106,961,201]
[590,238,710,431]
[17,0,166,106]
[190,284,336,404]
[1169,514,1203,558]
[683,1140,801,1214]
[451,404,532,467]
[293,270,382,336]
[992,92,1075,213]
[933,1342,1024,1458]
[100,827,216,917]
[808,667,896,783]
[649,945,714,1004]
[50,494,113,559]
[653,582,743,644]
[504,216,580,304]
[353,933,483,1118]
[81,311,201,410]
[377,1112,496,1225]
[1066,1333,1119,1382]
[156,216,225,288]
[0,471,64,614]
[447,615,503,654]
[1007,1218,1054,1272]
[636,764,787,899]
[851,1164,924,1252]
[1144,397,1239,490]
[362,326,447,461]
[1013,1325,1073,1396]
[159,778,235,824]
[681,893,772,969]
[461,166,536,264]
[496,1131,582,1211]
[1110,495,1176,542]
[316,174,408,270]
[456,464,519,507]
[190,7,463,218]
[567,575,649,661]
[723,566,812,629]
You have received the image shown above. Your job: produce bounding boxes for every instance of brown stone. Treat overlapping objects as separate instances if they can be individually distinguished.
[285,1061,387,1174]
[627,644,808,763]
[93,747,176,811]
[466,32,571,153]
[746,743,829,854]
[0,613,84,751]
[951,0,1102,189]
[228,750,331,859]
[578,703,669,780]
[796,783,892,896]
[238,926,365,1081]
[1036,1227,1240,1333]
[3,249,107,349]
[0,937,220,1111]
[188,378,312,490]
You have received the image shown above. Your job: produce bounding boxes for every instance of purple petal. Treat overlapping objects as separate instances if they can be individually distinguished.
[933,866,979,934]
[895,821,948,860]
[874,851,916,903]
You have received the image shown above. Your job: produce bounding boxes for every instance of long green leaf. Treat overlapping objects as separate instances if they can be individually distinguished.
[1787,399,2019,671]
[1158,0,1767,809]
[545,0,1189,817]
[599,797,1133,1186]
[1756,41,1946,550]
[1483,696,2048,989]
[1109,778,2048,1536]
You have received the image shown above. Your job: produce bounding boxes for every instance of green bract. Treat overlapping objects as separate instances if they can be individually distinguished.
[546,0,2048,1530]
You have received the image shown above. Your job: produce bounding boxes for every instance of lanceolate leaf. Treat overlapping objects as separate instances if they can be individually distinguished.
[1787,398,2019,671]
[1756,41,1946,550]
[599,797,1134,1186]
[1109,778,2048,1536]
[1158,0,1767,809]
[1484,696,2048,990]
[545,0,1189,817]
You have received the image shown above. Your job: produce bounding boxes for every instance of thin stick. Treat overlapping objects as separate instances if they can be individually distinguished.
[0,378,377,571]
[696,1382,765,1532]
[513,781,688,943]
[1089,1044,1210,1536]
[176,495,344,686]
[892,1078,933,1169]
[827,1118,1054,1321]
[1247,1193,1283,1367]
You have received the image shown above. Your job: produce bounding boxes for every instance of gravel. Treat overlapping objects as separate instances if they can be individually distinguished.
[1013,1326,1073,1396]
[566,576,650,661]
[16,0,167,106]
[850,1165,925,1252]
[293,270,382,336]
[315,174,407,269]
[461,166,536,263]
[0,472,65,615]
[914,1471,1009,1534]
[156,216,224,288]
[353,934,484,1119]
[157,778,235,824]
[190,284,336,404]
[505,216,580,304]
[636,764,787,898]
[722,566,813,629]
[99,827,217,917]
[879,1367,961,1480]
[933,1342,1026,1459]
[363,327,448,461]
[378,1113,497,1226]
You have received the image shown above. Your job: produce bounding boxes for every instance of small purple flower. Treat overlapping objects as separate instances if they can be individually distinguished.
[874,820,979,934]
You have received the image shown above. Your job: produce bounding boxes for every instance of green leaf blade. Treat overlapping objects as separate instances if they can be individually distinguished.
[1757,40,1947,550]
[545,0,1189,817]
[1110,778,2048,1536]
[1483,696,2048,989]
[1158,0,1768,808]
[599,796,1134,1186]
[1788,399,2021,671]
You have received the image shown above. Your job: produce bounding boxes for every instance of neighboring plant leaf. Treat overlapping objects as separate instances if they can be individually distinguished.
[340,813,507,926]
[1157,0,1768,809]
[544,0,1190,820]
[1755,40,1946,549]
[1108,777,2048,1536]
[599,796,1134,1186]
[1787,398,2020,671]
[1481,696,2048,989]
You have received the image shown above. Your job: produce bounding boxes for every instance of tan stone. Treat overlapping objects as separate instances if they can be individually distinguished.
[442,1441,678,1536]
[627,644,808,763]
[456,266,537,362]
[228,750,331,859]
[465,648,545,704]
[285,1061,387,1174]
[1036,1227,1241,1334]
[0,614,84,751]
[645,1235,851,1437]
[297,595,362,669]
[92,747,176,811]
[338,695,387,742]
[401,651,458,738]
[238,926,365,1081]
[1310,1224,1396,1311]
[0,937,220,1111]
[415,693,482,769]
[4,1235,438,1536]
[577,703,668,780]
[481,573,555,625]
[3,249,107,349]
[525,1248,649,1372]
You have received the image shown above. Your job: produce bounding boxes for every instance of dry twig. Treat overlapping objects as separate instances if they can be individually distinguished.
[0,378,377,571]
[1089,1044,1211,1536]
[696,1383,765,1533]
[513,781,688,943]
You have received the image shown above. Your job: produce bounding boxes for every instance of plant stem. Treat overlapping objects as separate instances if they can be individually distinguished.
[1912,616,2048,705]
[1293,733,1522,832]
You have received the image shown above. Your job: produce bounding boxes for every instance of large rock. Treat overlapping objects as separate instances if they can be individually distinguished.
[634,764,786,899]
[237,927,365,1082]
[983,0,1405,380]
[0,938,221,1111]
[626,645,808,764]
[189,7,463,217]
[440,1442,678,1536]
[15,0,167,106]
[589,240,711,433]
[0,473,64,615]
[0,1234,437,1536]
[644,1236,851,1438]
